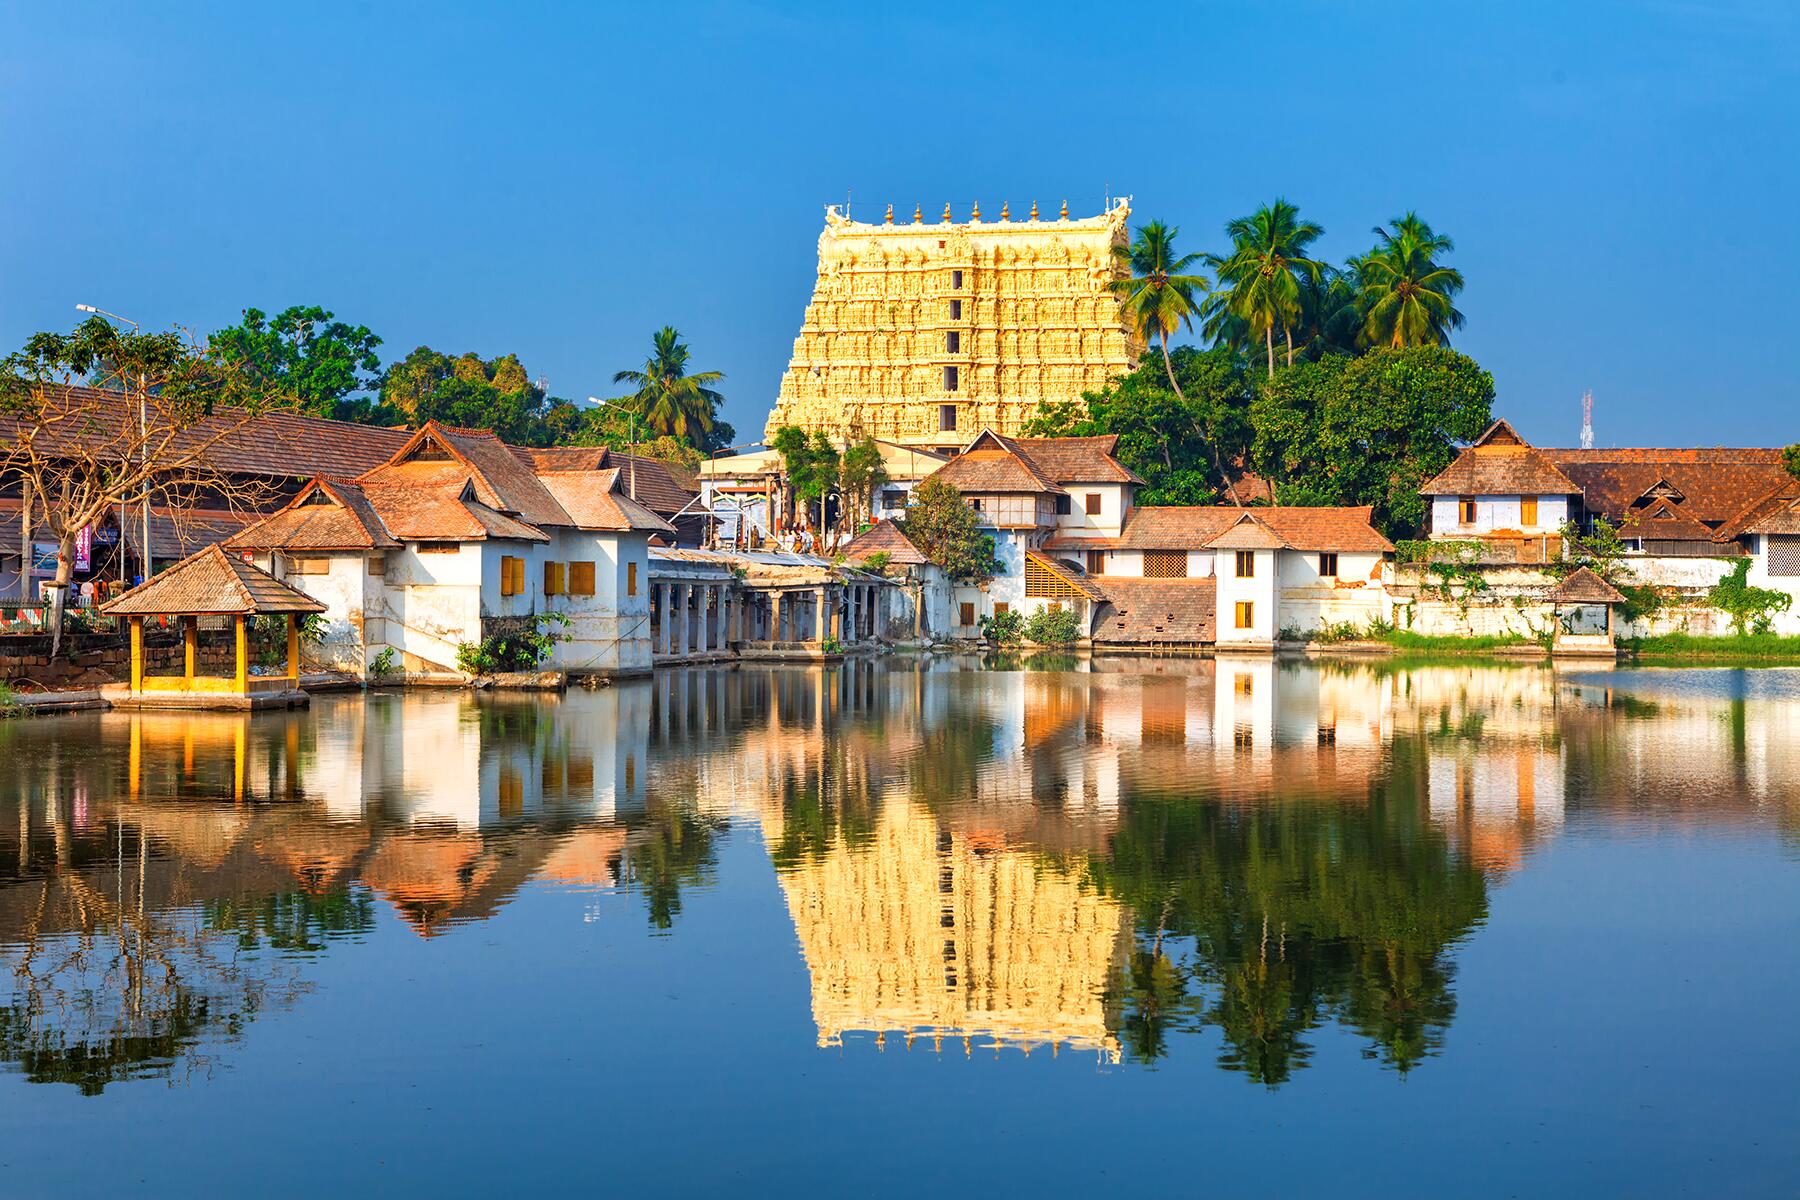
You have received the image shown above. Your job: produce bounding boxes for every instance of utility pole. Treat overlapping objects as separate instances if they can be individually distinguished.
[1580,390,1594,450]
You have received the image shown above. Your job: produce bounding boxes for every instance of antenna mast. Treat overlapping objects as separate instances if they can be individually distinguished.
[1580,390,1594,450]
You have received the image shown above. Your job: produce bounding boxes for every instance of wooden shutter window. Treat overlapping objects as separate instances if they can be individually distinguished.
[1459,496,1477,524]
[501,555,524,597]
[1145,550,1187,579]
[1235,600,1254,630]
[627,561,638,596]
[544,561,566,596]
[1084,493,1101,516]
[1234,550,1255,578]
[1520,497,1539,527]
[569,561,596,596]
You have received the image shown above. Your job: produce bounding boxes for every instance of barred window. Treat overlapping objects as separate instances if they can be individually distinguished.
[1144,550,1187,579]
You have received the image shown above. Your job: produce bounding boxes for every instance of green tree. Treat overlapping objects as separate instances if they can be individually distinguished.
[1248,346,1494,536]
[898,478,1001,582]
[611,327,726,449]
[1353,213,1465,348]
[206,305,384,420]
[837,436,890,538]
[379,347,579,446]
[771,425,839,533]
[1782,443,1800,481]
[1206,200,1326,377]
[1110,221,1238,504]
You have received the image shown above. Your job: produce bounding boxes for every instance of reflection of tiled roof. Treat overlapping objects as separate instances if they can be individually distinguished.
[225,480,400,551]
[537,471,678,534]
[102,545,328,616]
[1549,567,1625,604]
[1092,578,1216,644]
[843,519,930,566]
[1421,420,1579,496]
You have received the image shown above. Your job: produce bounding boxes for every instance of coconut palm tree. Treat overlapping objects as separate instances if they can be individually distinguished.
[1110,221,1239,504]
[1354,213,1465,348]
[1205,200,1326,376]
[611,327,725,447]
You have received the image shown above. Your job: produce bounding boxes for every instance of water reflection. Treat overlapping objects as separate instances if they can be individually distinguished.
[0,657,1796,1094]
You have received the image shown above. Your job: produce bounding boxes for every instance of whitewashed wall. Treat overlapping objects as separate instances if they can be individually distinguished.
[1429,494,1570,536]
[1213,548,1277,644]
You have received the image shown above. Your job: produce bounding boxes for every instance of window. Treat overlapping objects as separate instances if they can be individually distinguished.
[1084,493,1101,516]
[626,561,639,596]
[414,541,459,554]
[943,366,959,392]
[880,488,906,509]
[1086,549,1106,576]
[570,561,597,596]
[1770,535,1800,576]
[950,299,962,320]
[1055,495,1071,515]
[1459,495,1478,525]
[1520,496,1539,527]
[1318,552,1338,578]
[500,555,525,597]
[939,404,958,431]
[959,601,976,627]
[367,556,386,577]
[993,602,1009,616]
[1235,600,1254,630]
[1145,550,1187,579]
[945,330,960,353]
[1235,550,1255,578]
[951,269,964,290]
[543,561,565,596]
[285,557,329,575]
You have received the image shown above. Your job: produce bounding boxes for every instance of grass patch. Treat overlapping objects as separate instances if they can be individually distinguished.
[1379,630,1538,652]
[1621,632,1800,661]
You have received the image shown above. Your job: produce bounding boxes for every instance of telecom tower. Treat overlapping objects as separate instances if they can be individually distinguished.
[1580,390,1594,450]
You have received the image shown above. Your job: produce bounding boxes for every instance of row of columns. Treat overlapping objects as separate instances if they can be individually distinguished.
[650,579,891,658]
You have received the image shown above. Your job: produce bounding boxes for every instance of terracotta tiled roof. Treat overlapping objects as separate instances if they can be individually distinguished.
[1549,567,1625,605]
[928,432,1067,495]
[399,423,573,528]
[1244,506,1393,552]
[1618,498,1717,543]
[1743,492,1800,536]
[0,501,255,561]
[358,473,549,543]
[513,445,609,472]
[224,480,400,552]
[1542,447,1790,528]
[1206,514,1291,550]
[1113,507,1243,549]
[102,545,327,616]
[843,519,930,566]
[1224,470,1274,505]
[1091,578,1216,644]
[1421,421,1579,496]
[537,471,678,535]
[1008,434,1144,484]
[595,451,700,516]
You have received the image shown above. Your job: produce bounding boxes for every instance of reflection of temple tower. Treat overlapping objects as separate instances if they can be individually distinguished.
[772,799,1129,1060]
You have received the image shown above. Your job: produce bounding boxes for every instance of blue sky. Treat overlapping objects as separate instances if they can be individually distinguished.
[2,1,1795,447]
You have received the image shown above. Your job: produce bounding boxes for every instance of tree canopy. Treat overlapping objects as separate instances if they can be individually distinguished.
[612,326,731,451]
[898,478,1001,582]
[206,305,383,420]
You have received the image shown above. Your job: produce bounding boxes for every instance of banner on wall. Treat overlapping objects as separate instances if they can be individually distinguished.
[74,525,92,573]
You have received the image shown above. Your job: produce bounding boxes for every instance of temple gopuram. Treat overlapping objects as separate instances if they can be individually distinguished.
[764,198,1142,452]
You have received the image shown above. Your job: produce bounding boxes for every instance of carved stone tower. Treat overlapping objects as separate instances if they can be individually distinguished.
[764,199,1141,451]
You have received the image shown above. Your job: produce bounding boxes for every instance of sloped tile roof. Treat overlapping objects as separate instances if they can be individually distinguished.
[1549,566,1625,604]
[1253,506,1394,553]
[357,475,549,543]
[1114,507,1243,549]
[843,519,930,566]
[1618,498,1717,542]
[1091,578,1216,644]
[596,450,700,516]
[1743,492,1800,535]
[928,433,1067,495]
[224,480,400,552]
[1543,448,1790,527]
[537,471,678,535]
[513,445,609,472]
[102,545,327,616]
[1008,434,1144,484]
[405,423,573,528]
[1420,420,1579,496]
[1206,514,1291,550]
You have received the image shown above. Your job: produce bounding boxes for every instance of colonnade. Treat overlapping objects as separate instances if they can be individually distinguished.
[651,577,891,660]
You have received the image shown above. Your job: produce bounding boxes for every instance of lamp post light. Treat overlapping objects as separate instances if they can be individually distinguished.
[76,304,151,584]
[587,396,644,501]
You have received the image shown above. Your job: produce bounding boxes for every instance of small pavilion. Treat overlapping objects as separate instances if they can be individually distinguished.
[101,545,325,709]
[1548,566,1626,658]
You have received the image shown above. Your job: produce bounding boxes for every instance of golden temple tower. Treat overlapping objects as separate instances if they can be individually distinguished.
[764,198,1142,451]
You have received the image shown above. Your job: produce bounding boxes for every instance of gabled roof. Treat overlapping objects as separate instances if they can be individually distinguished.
[1420,420,1580,497]
[1742,490,1800,536]
[102,545,328,616]
[224,479,400,552]
[1549,567,1625,605]
[357,473,550,543]
[367,422,573,528]
[1194,507,1395,553]
[596,450,701,516]
[536,470,678,535]
[1543,447,1790,527]
[1008,435,1145,485]
[1619,498,1716,543]
[1206,513,1291,550]
[842,519,930,566]
[1112,507,1243,549]
[928,431,1067,495]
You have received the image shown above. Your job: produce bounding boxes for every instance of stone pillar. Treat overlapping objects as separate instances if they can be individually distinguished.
[814,588,827,642]
[674,583,689,657]
[706,585,719,653]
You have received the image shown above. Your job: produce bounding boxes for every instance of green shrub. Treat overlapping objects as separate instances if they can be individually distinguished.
[455,613,571,676]
[1707,559,1791,635]
[0,683,22,719]
[368,647,398,679]
[978,608,1024,646]
[1023,606,1081,645]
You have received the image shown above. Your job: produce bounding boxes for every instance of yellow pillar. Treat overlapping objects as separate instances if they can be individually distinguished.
[286,613,300,681]
[129,616,143,692]
[234,614,249,694]
[183,615,197,681]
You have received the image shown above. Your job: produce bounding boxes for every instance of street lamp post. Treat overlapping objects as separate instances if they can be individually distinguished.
[587,395,642,501]
[76,304,150,584]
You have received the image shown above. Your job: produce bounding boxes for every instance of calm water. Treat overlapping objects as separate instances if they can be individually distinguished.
[0,658,1796,1197]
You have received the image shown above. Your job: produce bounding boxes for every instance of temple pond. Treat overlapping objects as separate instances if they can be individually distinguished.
[1,658,1796,1196]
